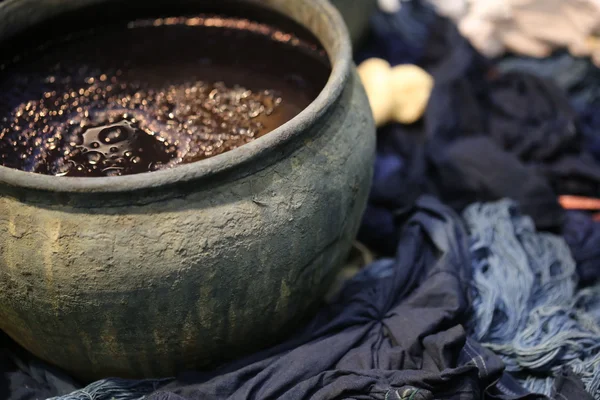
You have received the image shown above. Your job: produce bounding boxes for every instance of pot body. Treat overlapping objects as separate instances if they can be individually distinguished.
[0,0,375,380]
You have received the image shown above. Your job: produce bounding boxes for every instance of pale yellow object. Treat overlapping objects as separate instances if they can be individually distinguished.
[389,65,434,124]
[357,58,434,126]
[357,58,394,126]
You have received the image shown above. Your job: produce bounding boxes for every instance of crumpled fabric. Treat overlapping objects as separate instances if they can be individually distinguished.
[554,368,599,400]
[484,72,578,161]
[496,52,600,163]
[486,54,600,284]
[464,200,600,398]
[562,211,600,287]
[0,331,79,400]
[358,124,429,255]
[426,67,600,202]
[45,378,172,400]
[578,105,600,164]
[418,4,600,199]
[358,1,437,66]
[357,5,600,286]
[496,52,600,108]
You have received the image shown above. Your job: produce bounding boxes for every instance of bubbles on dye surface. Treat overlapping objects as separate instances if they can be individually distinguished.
[56,119,176,177]
[99,126,128,144]
[0,74,284,177]
[0,16,328,177]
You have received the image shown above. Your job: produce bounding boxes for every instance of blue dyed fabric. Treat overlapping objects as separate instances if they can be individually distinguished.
[563,211,600,286]
[357,8,600,286]
[578,106,600,163]
[356,1,437,66]
[496,53,600,109]
[46,378,171,400]
[464,200,600,398]
[357,123,429,255]
[0,331,79,400]
[497,52,600,165]
[426,67,600,200]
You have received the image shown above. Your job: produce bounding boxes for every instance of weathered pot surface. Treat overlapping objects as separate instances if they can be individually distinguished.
[0,0,375,381]
[330,0,378,49]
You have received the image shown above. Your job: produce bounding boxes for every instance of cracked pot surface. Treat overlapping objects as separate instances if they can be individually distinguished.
[0,0,375,381]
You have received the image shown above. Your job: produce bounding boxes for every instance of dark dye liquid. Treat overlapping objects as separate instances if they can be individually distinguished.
[0,16,330,177]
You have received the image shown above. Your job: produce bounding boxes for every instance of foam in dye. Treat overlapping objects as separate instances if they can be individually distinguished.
[0,16,331,177]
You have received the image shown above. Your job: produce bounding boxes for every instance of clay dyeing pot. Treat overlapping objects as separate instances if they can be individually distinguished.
[0,0,375,380]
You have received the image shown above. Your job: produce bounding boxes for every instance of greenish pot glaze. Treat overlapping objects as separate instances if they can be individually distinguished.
[0,0,375,381]
[330,0,378,48]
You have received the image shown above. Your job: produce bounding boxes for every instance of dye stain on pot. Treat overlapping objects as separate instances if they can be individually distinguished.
[0,16,330,177]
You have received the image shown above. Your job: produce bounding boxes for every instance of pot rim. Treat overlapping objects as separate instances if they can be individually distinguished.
[0,0,351,193]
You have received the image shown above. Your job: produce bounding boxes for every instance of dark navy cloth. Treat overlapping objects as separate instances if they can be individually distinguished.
[563,211,600,286]
[427,136,564,232]
[552,369,596,400]
[496,52,600,111]
[578,105,600,164]
[426,63,600,203]
[0,331,78,400]
[357,9,600,287]
[497,52,600,165]
[356,2,437,66]
[358,124,430,255]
